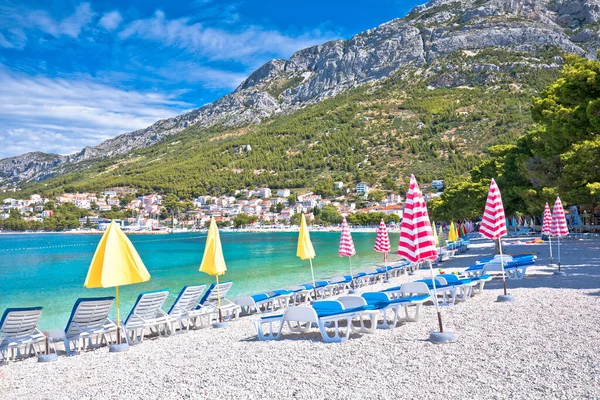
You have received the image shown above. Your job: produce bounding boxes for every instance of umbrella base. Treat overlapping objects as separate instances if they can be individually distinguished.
[553,270,566,276]
[109,343,130,353]
[213,321,229,329]
[430,331,457,344]
[347,290,357,295]
[497,294,515,302]
[38,353,58,363]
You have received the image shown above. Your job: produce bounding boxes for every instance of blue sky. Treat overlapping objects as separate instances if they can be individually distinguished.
[0,0,424,158]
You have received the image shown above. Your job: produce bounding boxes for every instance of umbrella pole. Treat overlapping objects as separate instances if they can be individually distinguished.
[116,286,121,345]
[384,252,389,281]
[498,238,507,296]
[309,258,317,300]
[548,235,553,265]
[427,261,443,333]
[557,236,561,271]
[216,275,223,323]
[348,256,354,290]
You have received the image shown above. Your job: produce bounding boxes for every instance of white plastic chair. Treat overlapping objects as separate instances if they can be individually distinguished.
[124,290,171,344]
[0,307,46,362]
[63,297,117,355]
[168,285,217,330]
[199,282,241,321]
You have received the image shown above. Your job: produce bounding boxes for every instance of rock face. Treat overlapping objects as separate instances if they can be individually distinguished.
[2,0,600,185]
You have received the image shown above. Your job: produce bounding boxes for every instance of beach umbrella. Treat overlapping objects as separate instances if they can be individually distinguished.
[511,216,517,231]
[542,202,554,265]
[398,175,452,342]
[448,221,458,242]
[374,219,391,262]
[437,225,447,248]
[84,220,151,350]
[523,219,529,229]
[550,196,569,273]
[530,217,535,228]
[339,217,356,288]
[297,213,317,298]
[200,217,228,326]
[480,178,511,301]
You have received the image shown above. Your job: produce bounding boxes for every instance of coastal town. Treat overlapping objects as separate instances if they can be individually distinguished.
[0,181,444,231]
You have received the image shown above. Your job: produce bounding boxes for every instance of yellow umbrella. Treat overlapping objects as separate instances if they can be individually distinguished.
[199,218,227,323]
[84,220,150,346]
[432,222,439,244]
[296,214,317,296]
[448,221,458,242]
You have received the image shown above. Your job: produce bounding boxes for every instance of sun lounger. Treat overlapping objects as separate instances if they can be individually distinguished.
[168,285,216,330]
[360,284,431,329]
[198,281,241,321]
[236,291,283,314]
[329,276,353,294]
[63,297,117,355]
[436,274,476,301]
[301,280,331,299]
[0,307,46,362]
[285,286,313,304]
[254,300,378,343]
[415,278,457,306]
[123,290,171,343]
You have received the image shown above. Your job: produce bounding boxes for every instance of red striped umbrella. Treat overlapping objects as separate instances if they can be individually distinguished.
[480,178,509,296]
[374,219,390,262]
[397,175,438,263]
[551,197,568,271]
[542,202,554,265]
[398,175,445,334]
[338,217,356,257]
[550,197,568,237]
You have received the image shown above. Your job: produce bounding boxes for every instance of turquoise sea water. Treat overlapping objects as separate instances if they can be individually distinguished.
[0,231,400,330]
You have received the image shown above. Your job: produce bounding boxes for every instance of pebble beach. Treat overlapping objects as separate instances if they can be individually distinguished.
[1,238,599,400]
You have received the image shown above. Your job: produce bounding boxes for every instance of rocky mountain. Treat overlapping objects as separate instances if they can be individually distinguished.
[1,0,600,186]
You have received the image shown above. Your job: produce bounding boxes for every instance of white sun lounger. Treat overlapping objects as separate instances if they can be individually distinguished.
[63,297,117,355]
[199,281,241,321]
[0,307,46,362]
[168,285,217,330]
[361,282,432,328]
[123,290,171,343]
[254,300,378,343]
[236,291,283,314]
[436,275,477,301]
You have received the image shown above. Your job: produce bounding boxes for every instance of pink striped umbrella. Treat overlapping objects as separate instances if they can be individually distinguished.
[339,217,356,288]
[480,178,509,296]
[551,196,568,270]
[542,202,554,265]
[374,219,391,262]
[398,175,445,333]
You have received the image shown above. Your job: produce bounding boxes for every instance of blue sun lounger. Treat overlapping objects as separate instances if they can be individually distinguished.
[236,291,283,314]
[198,281,241,321]
[435,274,476,301]
[168,285,217,330]
[414,278,457,306]
[63,297,116,355]
[254,300,378,343]
[359,286,431,329]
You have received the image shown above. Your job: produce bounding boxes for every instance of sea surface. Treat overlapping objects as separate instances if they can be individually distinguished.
[0,231,401,330]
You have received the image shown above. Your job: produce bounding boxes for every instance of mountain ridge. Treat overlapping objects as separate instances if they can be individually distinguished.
[1,0,599,187]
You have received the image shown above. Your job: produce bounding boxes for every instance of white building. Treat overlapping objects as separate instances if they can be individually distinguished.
[431,180,444,190]
[259,188,272,199]
[333,181,344,189]
[356,183,370,195]
[276,189,291,197]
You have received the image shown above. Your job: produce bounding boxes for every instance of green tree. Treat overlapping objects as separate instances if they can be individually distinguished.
[315,205,342,226]
[233,213,253,228]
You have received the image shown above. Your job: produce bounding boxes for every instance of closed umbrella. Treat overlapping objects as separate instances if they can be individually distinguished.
[199,217,229,327]
[297,214,317,298]
[550,197,569,274]
[437,225,447,248]
[448,221,458,242]
[398,175,454,342]
[339,217,356,290]
[480,178,511,302]
[374,218,391,280]
[542,202,553,265]
[84,220,151,351]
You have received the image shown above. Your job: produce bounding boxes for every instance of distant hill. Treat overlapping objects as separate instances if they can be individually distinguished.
[2,0,599,196]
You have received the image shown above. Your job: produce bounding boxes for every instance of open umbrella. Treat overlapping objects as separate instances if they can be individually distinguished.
[339,217,356,290]
[542,202,553,265]
[398,175,453,342]
[550,197,568,274]
[199,217,229,327]
[480,178,511,302]
[297,213,317,298]
[84,220,151,351]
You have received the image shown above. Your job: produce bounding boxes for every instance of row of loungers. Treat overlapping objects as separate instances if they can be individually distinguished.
[0,282,241,362]
[463,254,536,280]
[254,271,492,342]
[236,261,412,315]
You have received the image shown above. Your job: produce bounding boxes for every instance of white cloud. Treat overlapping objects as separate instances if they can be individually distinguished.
[118,10,338,64]
[25,3,94,38]
[0,67,192,158]
[98,11,122,31]
[147,61,248,89]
